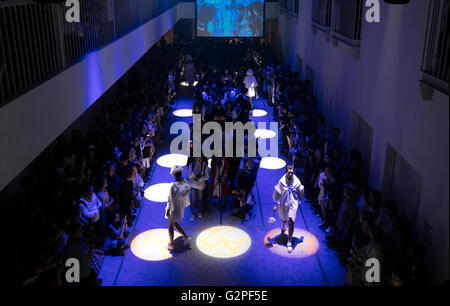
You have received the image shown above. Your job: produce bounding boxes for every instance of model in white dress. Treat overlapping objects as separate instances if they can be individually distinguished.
[243,68,257,106]
[272,165,304,252]
[166,165,192,250]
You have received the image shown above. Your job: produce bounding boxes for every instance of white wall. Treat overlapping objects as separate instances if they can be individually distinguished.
[278,1,449,284]
[0,0,280,193]
[0,2,195,192]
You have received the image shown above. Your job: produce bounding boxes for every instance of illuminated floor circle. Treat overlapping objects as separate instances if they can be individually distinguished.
[259,157,286,169]
[263,228,319,258]
[173,109,193,117]
[196,226,251,258]
[131,229,182,261]
[144,183,171,202]
[254,129,276,139]
[156,153,188,168]
[180,81,198,87]
[251,109,267,117]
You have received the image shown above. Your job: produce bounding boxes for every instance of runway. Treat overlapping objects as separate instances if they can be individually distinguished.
[98,92,346,286]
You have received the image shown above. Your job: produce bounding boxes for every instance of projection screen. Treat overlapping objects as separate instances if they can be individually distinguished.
[196,0,265,37]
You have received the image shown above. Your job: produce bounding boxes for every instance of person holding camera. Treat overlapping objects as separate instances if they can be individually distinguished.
[272,165,305,253]
[188,157,209,221]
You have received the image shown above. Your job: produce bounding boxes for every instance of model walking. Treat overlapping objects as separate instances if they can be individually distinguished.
[273,165,305,253]
[166,165,192,250]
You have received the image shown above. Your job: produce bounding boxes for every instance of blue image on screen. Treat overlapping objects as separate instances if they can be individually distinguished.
[196,0,264,37]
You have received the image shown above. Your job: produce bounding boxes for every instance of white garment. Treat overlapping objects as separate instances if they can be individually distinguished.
[273,174,304,222]
[243,75,257,97]
[165,179,191,221]
[317,172,326,201]
[79,194,102,222]
[188,161,209,190]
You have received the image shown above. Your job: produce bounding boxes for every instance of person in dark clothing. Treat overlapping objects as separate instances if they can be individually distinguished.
[119,168,134,222]
[105,163,122,208]
[409,242,428,286]
[117,153,131,180]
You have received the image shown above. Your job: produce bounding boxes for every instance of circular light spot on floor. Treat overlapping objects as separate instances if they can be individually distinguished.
[263,228,319,258]
[157,153,188,168]
[180,81,198,87]
[144,183,172,202]
[254,129,276,139]
[131,228,182,261]
[173,109,193,117]
[259,157,286,169]
[196,226,251,258]
[251,109,267,117]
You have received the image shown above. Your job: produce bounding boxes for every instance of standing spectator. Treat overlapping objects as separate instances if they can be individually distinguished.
[211,157,230,205]
[188,157,209,221]
[333,183,359,263]
[119,168,134,222]
[325,128,343,154]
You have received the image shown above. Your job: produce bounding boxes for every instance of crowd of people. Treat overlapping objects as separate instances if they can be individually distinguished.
[5,38,183,286]
[262,61,428,286]
[3,36,428,286]
[177,38,428,286]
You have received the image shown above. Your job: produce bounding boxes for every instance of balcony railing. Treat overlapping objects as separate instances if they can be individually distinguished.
[421,0,449,95]
[0,0,187,108]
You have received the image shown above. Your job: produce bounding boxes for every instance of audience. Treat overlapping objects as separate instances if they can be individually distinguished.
[6,36,429,287]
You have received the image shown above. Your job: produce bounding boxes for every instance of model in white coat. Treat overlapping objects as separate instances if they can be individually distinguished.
[166,165,192,250]
[272,165,305,252]
[243,68,257,106]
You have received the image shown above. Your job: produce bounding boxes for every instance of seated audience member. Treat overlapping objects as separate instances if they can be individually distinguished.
[64,222,101,286]
[96,176,114,214]
[79,184,105,246]
[79,184,102,224]
[103,213,130,255]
